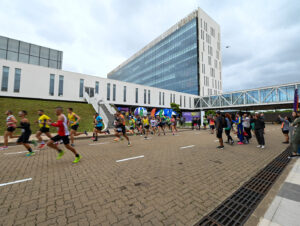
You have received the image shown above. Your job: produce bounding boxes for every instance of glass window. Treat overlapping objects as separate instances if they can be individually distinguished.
[163,92,165,105]
[8,39,19,52]
[7,51,18,61]
[0,36,8,50]
[144,89,147,104]
[29,56,39,65]
[113,84,116,101]
[180,95,182,106]
[49,60,58,68]
[79,79,84,97]
[0,49,6,59]
[159,92,161,105]
[173,94,175,103]
[95,81,99,94]
[30,44,40,56]
[58,75,64,96]
[19,53,29,63]
[40,47,49,59]
[19,42,30,54]
[1,66,9,91]
[170,94,172,104]
[49,74,55,96]
[39,58,48,67]
[50,49,58,60]
[135,88,138,103]
[184,96,186,107]
[14,68,21,93]
[123,86,127,102]
[189,97,191,108]
[107,83,111,101]
[148,90,150,104]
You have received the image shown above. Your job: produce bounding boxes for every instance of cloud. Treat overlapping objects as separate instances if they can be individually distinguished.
[0,0,299,92]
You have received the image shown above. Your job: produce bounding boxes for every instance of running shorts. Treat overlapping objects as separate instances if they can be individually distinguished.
[210,125,215,130]
[216,129,223,139]
[51,135,70,144]
[116,125,126,135]
[7,127,16,132]
[17,131,31,143]
[282,129,289,134]
[95,126,103,131]
[144,125,150,130]
[71,125,79,131]
[129,126,134,130]
[40,127,50,133]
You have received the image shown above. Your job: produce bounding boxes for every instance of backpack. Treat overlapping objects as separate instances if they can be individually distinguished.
[221,116,227,128]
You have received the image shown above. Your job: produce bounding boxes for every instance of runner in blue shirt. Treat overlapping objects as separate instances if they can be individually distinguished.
[92,113,109,141]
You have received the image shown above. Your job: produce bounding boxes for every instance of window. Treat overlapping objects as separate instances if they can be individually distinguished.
[144,89,147,104]
[170,94,172,103]
[189,97,191,108]
[148,90,150,104]
[163,92,165,105]
[135,88,138,103]
[159,92,161,105]
[113,84,116,101]
[184,96,186,108]
[58,75,64,96]
[173,94,175,103]
[14,68,21,92]
[180,95,182,106]
[79,79,84,97]
[95,81,99,94]
[123,86,127,102]
[107,83,111,101]
[1,66,9,91]
[49,74,55,96]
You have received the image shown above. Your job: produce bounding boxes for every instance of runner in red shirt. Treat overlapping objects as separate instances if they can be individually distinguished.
[46,107,81,163]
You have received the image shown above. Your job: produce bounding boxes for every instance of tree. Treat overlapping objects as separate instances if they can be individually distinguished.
[205,110,215,116]
[170,103,181,115]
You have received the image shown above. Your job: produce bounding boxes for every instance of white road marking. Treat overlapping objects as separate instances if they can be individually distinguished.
[116,155,144,162]
[0,178,32,187]
[4,150,39,155]
[89,142,110,146]
[180,145,195,149]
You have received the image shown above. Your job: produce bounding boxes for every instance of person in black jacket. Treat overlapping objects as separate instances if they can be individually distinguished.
[251,112,265,149]
[215,111,224,149]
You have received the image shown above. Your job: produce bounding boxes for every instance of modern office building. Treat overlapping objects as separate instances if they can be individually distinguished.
[0,36,63,69]
[108,8,222,96]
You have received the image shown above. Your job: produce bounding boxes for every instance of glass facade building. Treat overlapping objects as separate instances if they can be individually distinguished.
[0,36,63,69]
[108,18,199,95]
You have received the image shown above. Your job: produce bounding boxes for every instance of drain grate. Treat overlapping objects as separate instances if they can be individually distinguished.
[195,147,292,226]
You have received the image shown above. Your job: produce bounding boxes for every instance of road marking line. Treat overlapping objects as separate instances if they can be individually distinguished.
[0,178,32,187]
[4,150,39,155]
[180,145,195,149]
[116,155,144,162]
[89,142,110,146]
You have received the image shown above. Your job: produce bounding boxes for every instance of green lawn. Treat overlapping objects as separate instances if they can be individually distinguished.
[0,97,96,135]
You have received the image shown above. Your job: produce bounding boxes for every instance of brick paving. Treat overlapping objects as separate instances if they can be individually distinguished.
[0,125,288,226]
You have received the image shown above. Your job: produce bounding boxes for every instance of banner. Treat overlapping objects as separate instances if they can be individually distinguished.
[182,112,200,123]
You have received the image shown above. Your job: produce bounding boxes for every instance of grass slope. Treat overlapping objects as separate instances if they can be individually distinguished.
[0,97,96,135]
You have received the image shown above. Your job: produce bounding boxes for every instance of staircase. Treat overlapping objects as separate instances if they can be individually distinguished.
[100,104,115,128]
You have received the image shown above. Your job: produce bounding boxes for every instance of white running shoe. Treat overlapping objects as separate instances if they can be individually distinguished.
[257,145,261,148]
[261,145,265,149]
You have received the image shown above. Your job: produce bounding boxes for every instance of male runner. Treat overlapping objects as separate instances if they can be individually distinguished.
[16,110,37,156]
[36,110,52,149]
[47,107,81,163]
[67,108,87,146]
[143,116,150,139]
[93,112,109,141]
[0,110,18,150]
[114,111,131,146]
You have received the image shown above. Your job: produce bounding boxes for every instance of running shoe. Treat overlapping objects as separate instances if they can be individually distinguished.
[31,140,38,147]
[0,146,8,150]
[106,129,110,134]
[128,142,131,147]
[237,142,244,145]
[217,146,224,149]
[256,145,261,148]
[73,155,81,163]
[26,152,35,157]
[261,145,265,149]
[84,131,88,136]
[38,143,46,149]
[113,138,119,142]
[56,151,65,160]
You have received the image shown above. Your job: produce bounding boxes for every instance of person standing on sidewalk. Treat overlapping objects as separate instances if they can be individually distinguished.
[278,115,291,144]
[225,113,234,145]
[233,112,244,145]
[290,112,300,157]
[215,111,224,149]
[252,112,266,149]
[243,113,252,144]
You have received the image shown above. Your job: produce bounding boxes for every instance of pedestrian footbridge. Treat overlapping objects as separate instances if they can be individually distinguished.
[194,82,300,110]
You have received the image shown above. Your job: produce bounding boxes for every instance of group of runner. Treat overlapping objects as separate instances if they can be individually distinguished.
[0,107,87,163]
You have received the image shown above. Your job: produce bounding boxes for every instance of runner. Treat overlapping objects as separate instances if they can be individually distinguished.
[203,116,208,130]
[233,112,244,145]
[16,110,37,156]
[67,108,87,146]
[150,116,157,135]
[92,112,107,142]
[171,115,176,135]
[143,116,150,139]
[36,110,52,149]
[224,113,234,145]
[47,107,81,163]
[128,116,136,135]
[243,113,252,144]
[0,110,18,150]
[114,111,131,146]
[136,115,143,136]
[166,116,172,131]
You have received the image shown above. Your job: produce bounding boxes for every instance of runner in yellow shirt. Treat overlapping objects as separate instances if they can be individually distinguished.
[143,116,150,139]
[67,108,87,146]
[36,110,52,149]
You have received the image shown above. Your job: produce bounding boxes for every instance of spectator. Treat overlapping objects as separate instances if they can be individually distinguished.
[290,111,300,157]
[252,112,265,149]
[243,113,252,144]
[215,111,224,149]
[225,113,234,145]
[278,115,291,144]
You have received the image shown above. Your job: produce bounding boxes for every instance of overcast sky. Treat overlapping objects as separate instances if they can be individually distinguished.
[1,0,299,92]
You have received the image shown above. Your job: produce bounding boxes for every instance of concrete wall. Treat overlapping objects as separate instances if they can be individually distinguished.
[0,59,198,110]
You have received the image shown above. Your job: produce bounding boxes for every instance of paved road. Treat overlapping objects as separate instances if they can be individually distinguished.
[0,125,288,226]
